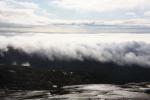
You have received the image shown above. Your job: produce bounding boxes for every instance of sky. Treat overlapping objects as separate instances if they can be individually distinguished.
[1,0,150,33]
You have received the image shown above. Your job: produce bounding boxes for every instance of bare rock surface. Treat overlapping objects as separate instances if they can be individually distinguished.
[1,83,150,100]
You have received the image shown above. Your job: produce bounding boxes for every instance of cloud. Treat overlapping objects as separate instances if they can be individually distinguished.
[125,12,136,17]
[0,0,51,27]
[1,0,150,33]
[51,0,150,12]
[144,11,150,17]
[1,18,150,33]
[0,33,150,67]
[21,62,30,67]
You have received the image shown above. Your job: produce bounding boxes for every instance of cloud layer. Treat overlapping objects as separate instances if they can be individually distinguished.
[52,0,150,12]
[0,33,150,67]
[1,0,150,33]
[0,0,51,26]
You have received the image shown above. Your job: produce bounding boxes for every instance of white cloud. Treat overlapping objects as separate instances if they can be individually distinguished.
[0,0,150,32]
[21,62,30,67]
[0,0,51,26]
[125,12,136,16]
[51,0,150,12]
[0,33,150,66]
[144,11,150,17]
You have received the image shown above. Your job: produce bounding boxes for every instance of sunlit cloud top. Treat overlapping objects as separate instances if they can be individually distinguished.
[1,0,150,33]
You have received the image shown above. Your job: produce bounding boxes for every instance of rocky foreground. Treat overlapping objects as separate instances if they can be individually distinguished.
[1,82,150,100]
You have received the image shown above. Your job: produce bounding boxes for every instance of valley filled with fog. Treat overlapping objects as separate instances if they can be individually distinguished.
[0,33,150,67]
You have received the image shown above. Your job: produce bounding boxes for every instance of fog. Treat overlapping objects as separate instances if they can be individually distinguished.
[0,33,150,67]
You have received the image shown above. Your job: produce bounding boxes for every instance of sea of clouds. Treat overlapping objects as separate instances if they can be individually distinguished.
[0,33,150,67]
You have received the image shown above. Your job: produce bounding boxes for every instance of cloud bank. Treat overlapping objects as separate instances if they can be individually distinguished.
[51,0,150,12]
[0,33,150,67]
[1,0,150,33]
[0,0,51,27]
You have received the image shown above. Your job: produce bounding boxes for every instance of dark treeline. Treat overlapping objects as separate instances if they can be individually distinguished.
[0,65,84,90]
[0,46,150,90]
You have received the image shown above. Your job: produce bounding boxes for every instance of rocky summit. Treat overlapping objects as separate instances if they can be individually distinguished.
[1,83,150,100]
